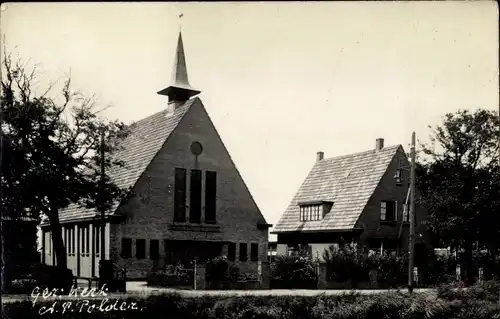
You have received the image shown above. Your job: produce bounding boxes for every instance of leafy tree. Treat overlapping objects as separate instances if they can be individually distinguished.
[1,47,130,274]
[416,109,500,284]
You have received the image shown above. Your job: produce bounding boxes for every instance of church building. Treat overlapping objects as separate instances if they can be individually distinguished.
[40,31,272,279]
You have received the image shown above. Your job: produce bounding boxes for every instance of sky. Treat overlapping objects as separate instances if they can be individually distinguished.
[1,2,498,237]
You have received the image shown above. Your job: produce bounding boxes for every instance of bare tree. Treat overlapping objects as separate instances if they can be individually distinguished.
[1,45,130,274]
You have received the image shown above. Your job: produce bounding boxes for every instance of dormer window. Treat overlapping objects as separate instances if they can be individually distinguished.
[300,204,321,221]
[298,201,333,222]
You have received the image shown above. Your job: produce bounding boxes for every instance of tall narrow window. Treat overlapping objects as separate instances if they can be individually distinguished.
[69,226,75,256]
[64,227,68,254]
[71,227,75,256]
[239,243,248,262]
[174,168,187,222]
[80,226,89,256]
[228,243,236,261]
[380,202,387,221]
[150,240,159,260]
[394,201,398,221]
[121,238,132,258]
[136,239,146,259]
[81,228,85,256]
[85,226,90,255]
[394,169,402,185]
[190,169,202,223]
[205,171,217,223]
[49,232,52,255]
[94,225,100,257]
[250,243,259,261]
[67,227,71,256]
[386,201,395,221]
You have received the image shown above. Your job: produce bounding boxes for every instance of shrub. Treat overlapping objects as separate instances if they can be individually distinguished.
[323,244,408,286]
[271,254,318,281]
[205,256,240,283]
[371,252,408,287]
[323,243,369,282]
[147,262,194,287]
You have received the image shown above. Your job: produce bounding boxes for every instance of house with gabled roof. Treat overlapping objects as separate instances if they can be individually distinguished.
[272,138,431,263]
[40,31,272,279]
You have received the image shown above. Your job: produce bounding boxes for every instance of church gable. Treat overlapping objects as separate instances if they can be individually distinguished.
[160,98,269,233]
[114,97,269,243]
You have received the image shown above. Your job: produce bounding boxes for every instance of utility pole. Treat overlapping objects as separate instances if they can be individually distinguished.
[408,132,416,293]
[100,127,106,261]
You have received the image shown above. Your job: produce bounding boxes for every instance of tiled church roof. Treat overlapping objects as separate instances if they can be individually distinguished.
[56,98,198,223]
[273,144,401,233]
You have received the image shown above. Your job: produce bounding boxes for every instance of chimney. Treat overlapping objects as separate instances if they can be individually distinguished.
[375,138,384,150]
[317,151,324,161]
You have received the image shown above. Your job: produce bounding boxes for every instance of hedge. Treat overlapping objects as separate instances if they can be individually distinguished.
[4,281,500,319]
[270,254,318,289]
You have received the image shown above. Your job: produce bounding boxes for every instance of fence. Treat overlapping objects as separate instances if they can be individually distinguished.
[146,259,271,290]
[146,253,500,290]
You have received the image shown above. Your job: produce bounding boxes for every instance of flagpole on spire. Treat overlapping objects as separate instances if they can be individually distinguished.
[178,13,184,32]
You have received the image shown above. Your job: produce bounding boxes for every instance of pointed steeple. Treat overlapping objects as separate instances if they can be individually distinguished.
[157,31,201,106]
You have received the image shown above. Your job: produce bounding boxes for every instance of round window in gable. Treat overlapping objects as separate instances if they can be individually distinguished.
[190,141,203,156]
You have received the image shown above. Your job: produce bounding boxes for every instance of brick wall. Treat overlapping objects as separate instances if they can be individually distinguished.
[110,99,269,279]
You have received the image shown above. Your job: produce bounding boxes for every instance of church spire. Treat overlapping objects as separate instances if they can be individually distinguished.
[157,26,200,106]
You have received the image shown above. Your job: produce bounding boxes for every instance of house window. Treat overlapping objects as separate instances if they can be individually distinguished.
[205,171,217,224]
[174,168,187,222]
[81,228,85,256]
[299,204,322,221]
[64,227,68,253]
[66,227,70,256]
[71,227,75,256]
[150,240,159,260]
[136,239,146,259]
[190,169,202,223]
[85,226,90,255]
[239,243,248,262]
[49,232,52,255]
[228,243,236,261]
[250,243,259,262]
[94,225,100,257]
[381,201,396,221]
[81,226,90,256]
[394,169,402,185]
[121,238,132,258]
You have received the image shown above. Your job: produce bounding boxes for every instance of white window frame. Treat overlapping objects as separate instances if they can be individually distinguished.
[299,204,323,221]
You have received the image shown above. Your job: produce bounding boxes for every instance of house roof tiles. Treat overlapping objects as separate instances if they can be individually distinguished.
[273,144,401,233]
